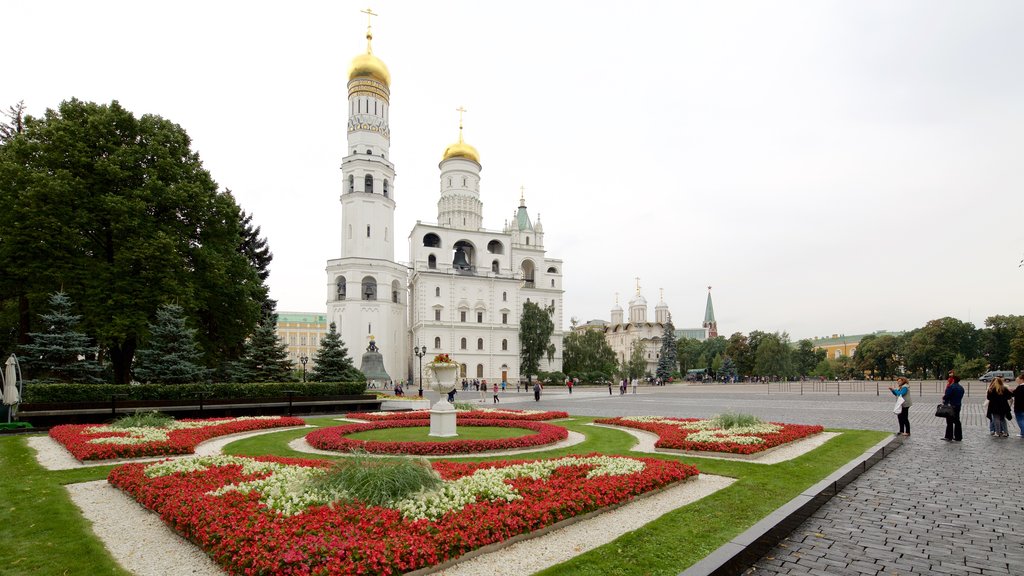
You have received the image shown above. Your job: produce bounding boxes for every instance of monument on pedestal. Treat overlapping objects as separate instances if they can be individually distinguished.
[359,337,390,389]
[425,354,459,437]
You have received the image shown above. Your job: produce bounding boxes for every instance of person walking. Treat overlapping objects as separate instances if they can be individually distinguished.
[888,377,912,436]
[1012,374,1024,438]
[987,377,1013,437]
[631,378,638,394]
[492,382,500,404]
[608,380,613,395]
[942,375,965,441]
[533,380,542,402]
[566,378,573,395]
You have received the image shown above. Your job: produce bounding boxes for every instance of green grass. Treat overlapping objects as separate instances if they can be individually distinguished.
[1,415,888,576]
[309,452,442,507]
[345,425,534,442]
[711,412,763,428]
[0,436,131,576]
[109,410,174,428]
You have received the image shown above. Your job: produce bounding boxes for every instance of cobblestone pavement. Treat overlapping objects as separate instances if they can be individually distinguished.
[481,383,1024,575]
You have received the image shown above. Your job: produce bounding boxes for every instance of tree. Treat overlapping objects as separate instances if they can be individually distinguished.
[980,315,1024,370]
[231,314,294,382]
[792,339,820,377]
[626,339,646,380]
[18,291,103,383]
[676,337,703,374]
[725,332,752,377]
[519,301,555,384]
[721,355,737,380]
[0,99,264,383]
[237,206,276,320]
[0,101,26,143]
[133,304,207,384]
[753,332,792,378]
[309,322,363,382]
[904,318,978,378]
[854,334,900,380]
[562,328,617,383]
[656,317,677,380]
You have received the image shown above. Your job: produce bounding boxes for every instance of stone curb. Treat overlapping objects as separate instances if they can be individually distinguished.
[679,434,902,576]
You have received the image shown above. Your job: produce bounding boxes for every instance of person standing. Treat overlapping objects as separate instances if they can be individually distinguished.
[1012,374,1024,438]
[608,380,613,395]
[888,377,912,436]
[533,380,542,402]
[942,376,965,441]
[566,378,573,395]
[631,378,638,394]
[987,377,1013,437]
[492,382,500,404]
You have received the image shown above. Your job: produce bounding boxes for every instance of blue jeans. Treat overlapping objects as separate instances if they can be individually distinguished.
[1016,412,1024,437]
[993,415,1008,436]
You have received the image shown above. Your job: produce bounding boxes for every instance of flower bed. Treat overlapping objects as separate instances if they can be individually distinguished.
[108,452,699,575]
[49,416,305,461]
[347,407,569,421]
[595,416,824,454]
[306,419,568,455]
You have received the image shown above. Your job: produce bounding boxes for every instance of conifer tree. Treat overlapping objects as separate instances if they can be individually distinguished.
[134,304,207,384]
[19,291,104,383]
[656,316,677,381]
[309,322,363,382]
[232,314,294,382]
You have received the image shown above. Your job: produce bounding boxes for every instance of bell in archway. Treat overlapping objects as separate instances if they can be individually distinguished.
[360,338,391,385]
[452,247,470,270]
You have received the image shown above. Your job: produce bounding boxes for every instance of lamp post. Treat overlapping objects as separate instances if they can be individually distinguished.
[299,355,308,383]
[414,345,426,397]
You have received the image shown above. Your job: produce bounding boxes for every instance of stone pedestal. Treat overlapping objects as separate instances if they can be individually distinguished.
[428,400,458,437]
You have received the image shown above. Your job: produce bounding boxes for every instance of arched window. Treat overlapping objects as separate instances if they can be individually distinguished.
[423,233,441,247]
[525,237,530,245]
[551,279,555,287]
[463,177,467,186]
[487,240,504,254]
[383,179,390,198]
[364,174,373,193]
[434,337,441,349]
[366,225,371,238]
[492,260,499,273]
[501,339,508,351]
[460,364,467,378]
[336,276,346,300]
[435,287,440,297]
[477,338,484,350]
[502,291,507,302]
[361,276,377,301]
[547,266,558,274]
[460,338,467,350]
[348,175,354,193]
[476,364,484,378]
[521,260,535,288]
[453,240,474,271]
[428,254,437,269]
[391,280,400,304]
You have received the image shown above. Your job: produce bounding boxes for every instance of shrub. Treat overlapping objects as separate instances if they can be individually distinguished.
[308,453,441,507]
[110,411,174,429]
[452,402,477,411]
[712,412,763,429]
[23,381,367,404]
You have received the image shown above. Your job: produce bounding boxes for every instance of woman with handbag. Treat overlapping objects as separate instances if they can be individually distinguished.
[941,376,965,441]
[986,377,1013,437]
[888,377,912,436]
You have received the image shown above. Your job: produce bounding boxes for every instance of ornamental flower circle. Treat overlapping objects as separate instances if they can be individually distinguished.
[596,416,824,455]
[306,419,569,455]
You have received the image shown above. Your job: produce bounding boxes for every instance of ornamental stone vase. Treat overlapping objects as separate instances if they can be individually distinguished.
[427,363,459,437]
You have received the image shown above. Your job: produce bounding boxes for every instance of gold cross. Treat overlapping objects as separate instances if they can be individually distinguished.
[361,7,378,28]
[361,8,378,52]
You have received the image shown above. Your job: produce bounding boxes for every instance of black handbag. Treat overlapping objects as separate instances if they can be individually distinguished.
[935,403,955,418]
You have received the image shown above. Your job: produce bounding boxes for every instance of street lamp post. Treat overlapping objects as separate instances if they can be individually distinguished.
[300,355,308,383]
[413,345,426,397]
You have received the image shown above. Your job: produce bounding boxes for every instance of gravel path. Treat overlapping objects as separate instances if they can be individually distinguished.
[289,430,588,458]
[66,480,223,576]
[590,424,840,464]
[27,426,311,471]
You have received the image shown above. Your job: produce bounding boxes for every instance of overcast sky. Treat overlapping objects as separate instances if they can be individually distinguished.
[7,0,1023,340]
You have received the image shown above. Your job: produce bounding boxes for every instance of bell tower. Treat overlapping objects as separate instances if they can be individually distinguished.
[437,106,483,230]
[326,9,408,383]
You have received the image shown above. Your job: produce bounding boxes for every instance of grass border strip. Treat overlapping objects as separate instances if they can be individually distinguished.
[679,434,902,576]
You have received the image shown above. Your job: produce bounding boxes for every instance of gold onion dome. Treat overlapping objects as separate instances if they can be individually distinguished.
[442,139,480,164]
[348,51,390,87]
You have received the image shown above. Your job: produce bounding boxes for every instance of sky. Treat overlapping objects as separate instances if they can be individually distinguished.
[6,0,1023,340]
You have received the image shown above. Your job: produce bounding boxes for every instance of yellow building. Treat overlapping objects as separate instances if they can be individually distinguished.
[274,312,329,370]
[810,331,903,359]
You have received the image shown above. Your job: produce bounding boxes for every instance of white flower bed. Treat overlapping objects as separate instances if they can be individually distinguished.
[141,454,648,520]
[619,416,781,446]
[84,417,283,446]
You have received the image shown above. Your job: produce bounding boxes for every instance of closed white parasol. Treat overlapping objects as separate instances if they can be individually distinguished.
[3,354,20,406]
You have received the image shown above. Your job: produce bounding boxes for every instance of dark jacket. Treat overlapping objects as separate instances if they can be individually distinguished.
[942,383,965,407]
[986,388,1012,419]
[1013,385,1024,414]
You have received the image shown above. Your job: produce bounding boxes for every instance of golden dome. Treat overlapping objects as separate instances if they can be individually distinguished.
[348,52,390,87]
[442,140,480,164]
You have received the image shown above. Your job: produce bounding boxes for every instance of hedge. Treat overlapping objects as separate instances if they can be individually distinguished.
[22,382,368,404]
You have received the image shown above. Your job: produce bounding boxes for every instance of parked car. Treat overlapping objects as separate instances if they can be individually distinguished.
[979,370,1016,383]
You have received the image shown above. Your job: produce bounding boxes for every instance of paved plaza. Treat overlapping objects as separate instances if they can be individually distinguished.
[470,383,1024,575]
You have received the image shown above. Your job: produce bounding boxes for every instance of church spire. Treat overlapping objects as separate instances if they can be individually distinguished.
[703,286,718,338]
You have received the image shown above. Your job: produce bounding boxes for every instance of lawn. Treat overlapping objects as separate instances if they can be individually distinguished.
[0,415,887,576]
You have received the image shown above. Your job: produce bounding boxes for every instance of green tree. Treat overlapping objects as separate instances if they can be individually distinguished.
[676,337,703,374]
[519,301,554,384]
[721,355,737,380]
[700,336,728,373]
[904,318,978,378]
[18,291,104,383]
[725,332,752,377]
[626,339,646,380]
[232,314,294,382]
[811,358,834,379]
[133,304,207,384]
[753,332,792,378]
[656,317,677,380]
[562,327,617,383]
[980,315,1024,370]
[792,339,819,376]
[854,334,901,380]
[951,353,987,379]
[309,322,363,382]
[0,99,264,383]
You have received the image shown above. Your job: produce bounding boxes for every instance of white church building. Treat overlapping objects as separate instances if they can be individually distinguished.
[325,17,563,386]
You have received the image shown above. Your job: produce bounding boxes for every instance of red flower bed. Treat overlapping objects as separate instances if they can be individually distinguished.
[306,419,568,455]
[595,417,824,455]
[108,453,698,575]
[50,416,305,461]
[347,408,569,421]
